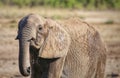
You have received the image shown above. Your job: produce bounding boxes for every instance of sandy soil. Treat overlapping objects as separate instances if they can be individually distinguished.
[0,7,120,78]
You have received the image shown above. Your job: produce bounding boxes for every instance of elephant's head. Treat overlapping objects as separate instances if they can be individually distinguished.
[16,14,70,77]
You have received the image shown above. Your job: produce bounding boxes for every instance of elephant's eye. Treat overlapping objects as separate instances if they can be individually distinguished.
[38,25,43,30]
[39,27,42,30]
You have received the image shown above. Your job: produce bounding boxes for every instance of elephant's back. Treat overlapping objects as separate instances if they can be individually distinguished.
[61,17,96,37]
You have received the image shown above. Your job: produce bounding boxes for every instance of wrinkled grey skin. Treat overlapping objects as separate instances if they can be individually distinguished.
[16,14,106,78]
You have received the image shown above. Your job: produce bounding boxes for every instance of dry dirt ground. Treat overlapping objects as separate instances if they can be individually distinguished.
[0,7,120,78]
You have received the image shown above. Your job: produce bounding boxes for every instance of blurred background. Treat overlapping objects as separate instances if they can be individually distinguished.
[0,0,120,78]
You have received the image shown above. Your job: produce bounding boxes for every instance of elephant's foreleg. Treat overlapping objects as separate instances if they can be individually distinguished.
[31,63,42,78]
[48,57,65,78]
[30,48,43,78]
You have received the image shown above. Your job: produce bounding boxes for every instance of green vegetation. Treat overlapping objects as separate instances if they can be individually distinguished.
[0,0,120,10]
[104,19,114,24]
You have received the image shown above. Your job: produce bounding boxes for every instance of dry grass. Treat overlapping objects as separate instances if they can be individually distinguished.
[0,7,120,78]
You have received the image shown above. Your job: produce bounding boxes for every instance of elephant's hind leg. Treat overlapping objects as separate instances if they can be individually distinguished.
[95,54,106,78]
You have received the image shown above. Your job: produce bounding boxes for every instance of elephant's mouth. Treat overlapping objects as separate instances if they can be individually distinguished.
[29,29,49,55]
[29,37,44,49]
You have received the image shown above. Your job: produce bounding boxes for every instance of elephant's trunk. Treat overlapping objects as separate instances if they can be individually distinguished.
[19,27,32,76]
[19,40,30,76]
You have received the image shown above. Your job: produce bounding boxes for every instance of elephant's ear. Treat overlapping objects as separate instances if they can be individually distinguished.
[38,20,70,58]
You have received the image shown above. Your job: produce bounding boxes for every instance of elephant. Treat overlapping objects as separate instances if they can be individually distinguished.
[16,14,107,78]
